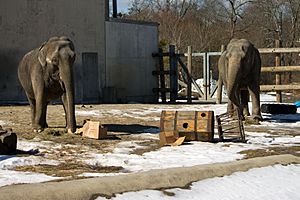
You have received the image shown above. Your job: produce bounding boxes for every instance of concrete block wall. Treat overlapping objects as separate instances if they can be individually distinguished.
[105,19,159,103]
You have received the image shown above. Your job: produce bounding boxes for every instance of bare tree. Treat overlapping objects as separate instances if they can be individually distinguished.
[211,0,254,39]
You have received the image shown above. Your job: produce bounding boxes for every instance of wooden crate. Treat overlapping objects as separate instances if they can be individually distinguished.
[216,109,245,142]
[160,110,214,144]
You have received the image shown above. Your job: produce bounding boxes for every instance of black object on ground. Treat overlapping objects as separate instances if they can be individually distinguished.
[0,126,39,155]
[261,103,297,114]
[0,126,17,155]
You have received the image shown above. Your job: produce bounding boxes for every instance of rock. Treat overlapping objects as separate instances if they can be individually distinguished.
[0,127,17,155]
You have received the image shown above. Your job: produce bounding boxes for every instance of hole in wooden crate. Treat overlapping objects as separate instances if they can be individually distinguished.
[182,123,189,129]
[201,113,206,117]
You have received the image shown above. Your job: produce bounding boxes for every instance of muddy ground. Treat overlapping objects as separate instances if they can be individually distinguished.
[0,103,299,178]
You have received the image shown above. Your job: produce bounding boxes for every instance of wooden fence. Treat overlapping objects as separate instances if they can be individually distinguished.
[153,43,300,103]
[259,40,300,102]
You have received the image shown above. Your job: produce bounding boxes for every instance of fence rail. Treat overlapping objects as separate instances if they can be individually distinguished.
[152,42,300,103]
[258,47,300,54]
[261,66,300,72]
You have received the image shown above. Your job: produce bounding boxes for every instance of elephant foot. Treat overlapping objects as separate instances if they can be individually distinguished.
[244,114,263,124]
[243,110,250,116]
[252,114,263,121]
[66,127,76,134]
[33,128,44,133]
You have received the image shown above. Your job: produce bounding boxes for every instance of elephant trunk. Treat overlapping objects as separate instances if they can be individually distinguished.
[60,60,76,133]
[226,59,242,114]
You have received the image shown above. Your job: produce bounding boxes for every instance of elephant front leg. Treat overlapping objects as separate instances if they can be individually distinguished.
[62,94,76,133]
[32,93,47,133]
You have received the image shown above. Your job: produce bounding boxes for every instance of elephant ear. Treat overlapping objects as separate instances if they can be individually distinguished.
[38,43,47,67]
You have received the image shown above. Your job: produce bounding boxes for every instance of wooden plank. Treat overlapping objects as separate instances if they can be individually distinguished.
[260,85,300,91]
[178,58,204,97]
[163,111,177,116]
[258,47,300,53]
[178,80,187,87]
[261,66,300,72]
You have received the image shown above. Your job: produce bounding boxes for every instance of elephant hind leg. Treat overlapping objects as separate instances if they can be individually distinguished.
[248,84,262,121]
[241,89,250,116]
[41,102,48,128]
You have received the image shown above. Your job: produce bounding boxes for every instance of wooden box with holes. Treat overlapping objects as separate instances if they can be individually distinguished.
[159,111,214,145]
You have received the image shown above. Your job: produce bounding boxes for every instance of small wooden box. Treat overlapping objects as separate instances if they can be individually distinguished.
[81,121,107,139]
[160,111,214,143]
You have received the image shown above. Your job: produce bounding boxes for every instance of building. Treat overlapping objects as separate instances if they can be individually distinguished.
[0,0,159,104]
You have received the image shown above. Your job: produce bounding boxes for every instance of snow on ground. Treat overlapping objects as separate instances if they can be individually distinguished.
[0,93,299,188]
[83,132,300,174]
[0,170,61,187]
[0,139,61,186]
[96,164,300,200]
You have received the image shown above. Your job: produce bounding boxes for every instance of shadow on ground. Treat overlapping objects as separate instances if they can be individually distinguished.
[262,113,300,123]
[104,124,160,134]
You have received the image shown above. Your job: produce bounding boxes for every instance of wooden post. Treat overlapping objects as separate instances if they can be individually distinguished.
[206,53,211,100]
[217,45,225,104]
[275,40,282,102]
[187,46,192,103]
[158,48,166,103]
[169,45,178,103]
[203,52,208,100]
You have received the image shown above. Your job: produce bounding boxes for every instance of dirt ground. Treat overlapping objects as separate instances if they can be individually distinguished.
[0,103,299,178]
[0,104,161,145]
[0,104,163,177]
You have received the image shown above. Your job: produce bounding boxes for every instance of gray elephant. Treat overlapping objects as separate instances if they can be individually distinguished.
[217,38,262,121]
[18,36,76,133]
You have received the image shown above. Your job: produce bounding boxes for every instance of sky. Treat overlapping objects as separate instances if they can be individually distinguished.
[116,0,131,13]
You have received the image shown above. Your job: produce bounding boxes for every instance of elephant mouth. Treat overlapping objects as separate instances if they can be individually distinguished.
[51,70,60,81]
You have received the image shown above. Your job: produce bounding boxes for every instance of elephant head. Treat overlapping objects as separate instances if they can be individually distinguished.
[38,36,76,133]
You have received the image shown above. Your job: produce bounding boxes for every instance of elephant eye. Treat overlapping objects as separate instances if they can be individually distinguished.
[52,57,59,65]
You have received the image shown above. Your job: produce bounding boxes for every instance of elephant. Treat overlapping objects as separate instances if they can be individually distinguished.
[217,38,262,121]
[18,36,77,133]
